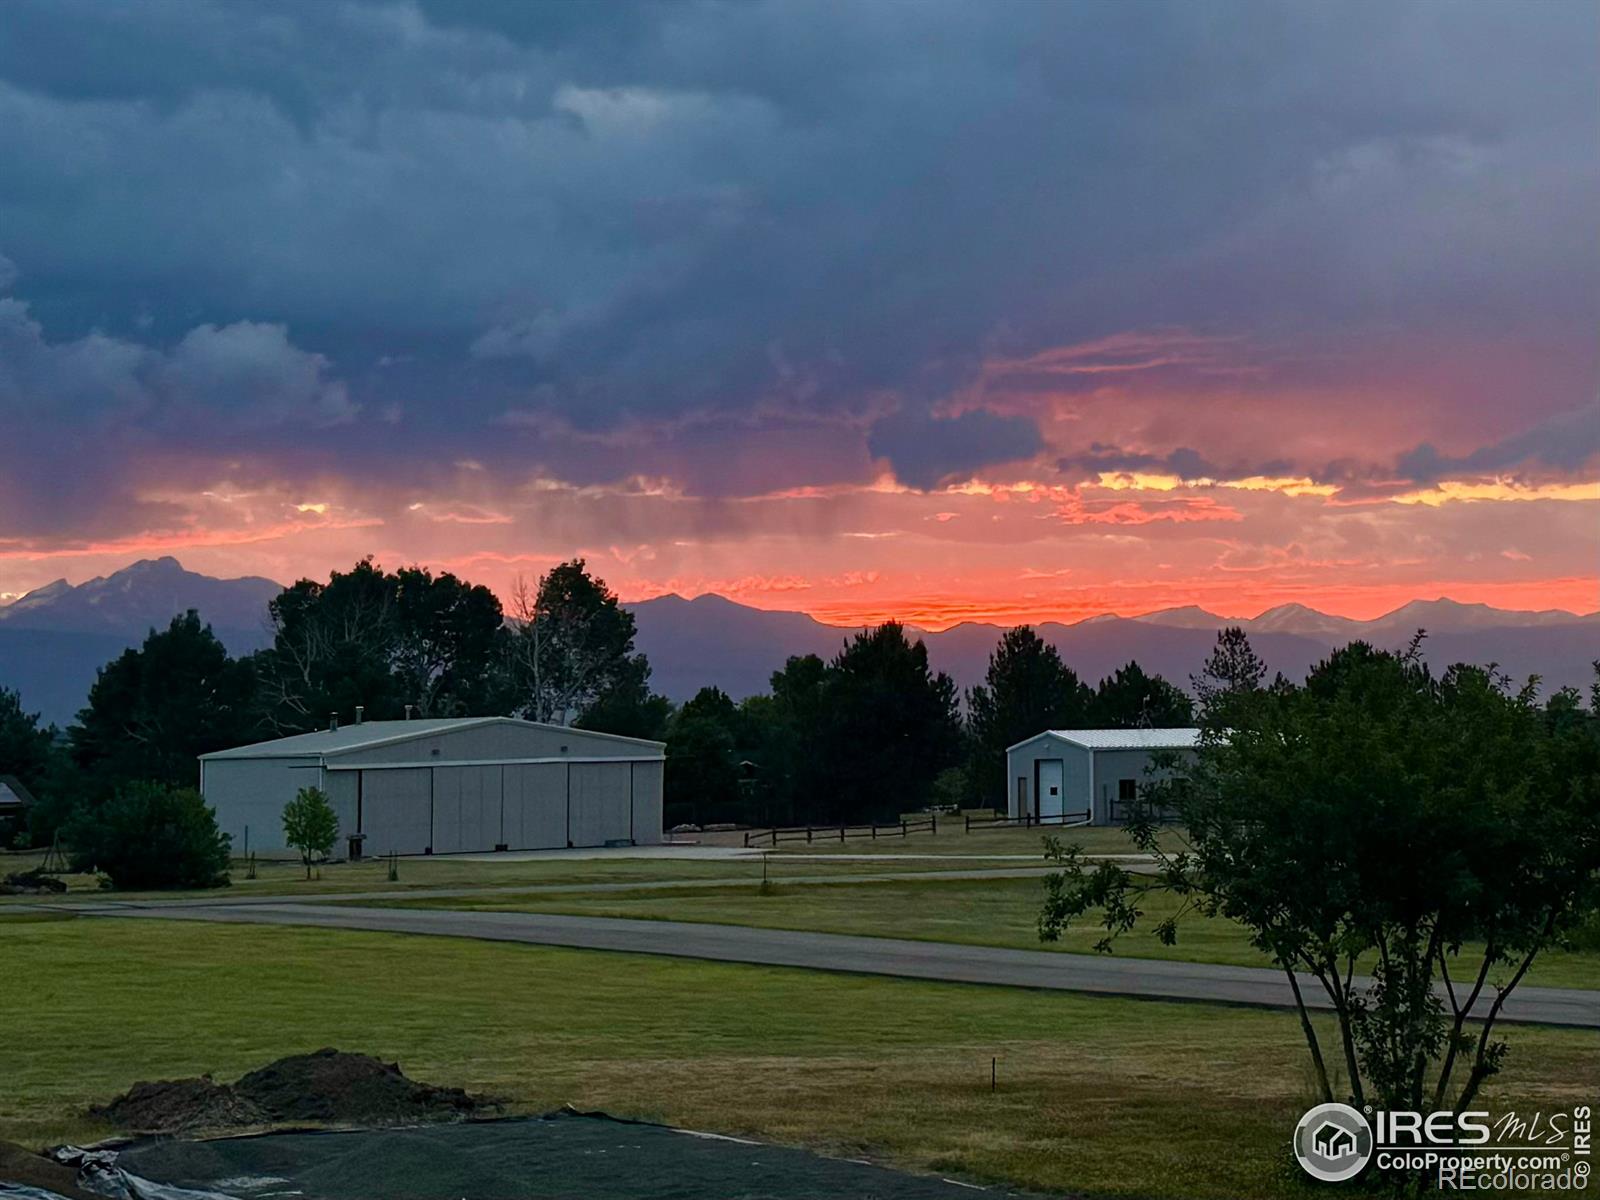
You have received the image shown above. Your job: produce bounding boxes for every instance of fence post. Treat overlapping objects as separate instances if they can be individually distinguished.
[901,820,907,837]
[931,814,937,835]
[871,825,877,840]
[807,826,812,844]
[840,826,846,843]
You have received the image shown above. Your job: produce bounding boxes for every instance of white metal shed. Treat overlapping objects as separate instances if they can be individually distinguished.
[199,717,665,857]
[1004,728,1200,825]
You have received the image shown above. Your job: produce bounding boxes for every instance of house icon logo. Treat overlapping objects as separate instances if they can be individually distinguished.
[1293,1102,1373,1182]
[1314,1121,1356,1159]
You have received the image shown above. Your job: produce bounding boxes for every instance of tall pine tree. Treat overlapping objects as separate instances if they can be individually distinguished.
[965,627,1092,809]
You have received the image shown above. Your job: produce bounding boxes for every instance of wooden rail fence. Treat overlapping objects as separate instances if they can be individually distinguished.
[743,817,936,848]
[964,810,1090,832]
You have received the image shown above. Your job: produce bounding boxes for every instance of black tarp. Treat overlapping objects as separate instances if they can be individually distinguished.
[107,1113,1029,1200]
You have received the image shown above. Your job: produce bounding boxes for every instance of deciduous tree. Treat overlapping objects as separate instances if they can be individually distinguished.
[506,560,651,726]
[255,559,506,729]
[282,786,340,880]
[67,781,232,890]
[1040,642,1600,1129]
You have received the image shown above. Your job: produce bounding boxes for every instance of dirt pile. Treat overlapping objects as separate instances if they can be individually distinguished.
[90,1075,263,1134]
[235,1048,487,1125]
[91,1049,497,1135]
[0,868,67,895]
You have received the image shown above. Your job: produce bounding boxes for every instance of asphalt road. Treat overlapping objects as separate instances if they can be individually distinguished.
[85,900,1600,1029]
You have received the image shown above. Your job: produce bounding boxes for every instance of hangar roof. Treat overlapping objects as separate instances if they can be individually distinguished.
[200,716,664,761]
[1006,728,1202,753]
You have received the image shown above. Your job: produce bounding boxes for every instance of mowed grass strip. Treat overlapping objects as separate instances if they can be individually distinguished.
[0,849,1017,907]
[1,920,1593,1200]
[386,875,1600,991]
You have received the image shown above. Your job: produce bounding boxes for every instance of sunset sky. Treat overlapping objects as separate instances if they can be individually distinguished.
[0,0,1595,628]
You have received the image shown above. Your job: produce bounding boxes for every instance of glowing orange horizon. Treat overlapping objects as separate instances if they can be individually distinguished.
[626,576,1600,632]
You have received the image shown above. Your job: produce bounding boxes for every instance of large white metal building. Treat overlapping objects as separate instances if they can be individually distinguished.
[1005,728,1200,825]
[199,717,665,857]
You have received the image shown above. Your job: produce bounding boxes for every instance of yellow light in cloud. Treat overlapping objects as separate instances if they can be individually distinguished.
[946,480,1039,496]
[1392,479,1600,506]
[1092,471,1185,492]
[295,502,329,514]
[1221,476,1338,497]
[1091,471,1336,496]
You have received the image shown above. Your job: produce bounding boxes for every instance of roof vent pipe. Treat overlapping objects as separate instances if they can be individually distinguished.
[329,713,339,732]
[355,705,365,725]
[404,703,414,720]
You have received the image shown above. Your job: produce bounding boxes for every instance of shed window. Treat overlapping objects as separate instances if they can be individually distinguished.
[1118,778,1137,802]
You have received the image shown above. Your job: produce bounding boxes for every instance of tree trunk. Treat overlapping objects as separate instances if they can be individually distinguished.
[1284,964,1333,1102]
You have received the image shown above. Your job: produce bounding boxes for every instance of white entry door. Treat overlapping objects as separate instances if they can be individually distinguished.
[1038,760,1064,820]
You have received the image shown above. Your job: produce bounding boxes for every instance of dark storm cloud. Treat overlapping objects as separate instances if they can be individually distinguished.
[0,0,1594,529]
[868,410,1043,491]
[1056,445,1292,486]
[1396,405,1600,485]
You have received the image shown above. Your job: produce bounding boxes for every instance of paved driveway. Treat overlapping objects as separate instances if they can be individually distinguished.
[83,900,1599,1028]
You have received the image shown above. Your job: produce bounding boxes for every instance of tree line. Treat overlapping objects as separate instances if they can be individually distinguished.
[9,556,1589,852]
[0,557,1208,845]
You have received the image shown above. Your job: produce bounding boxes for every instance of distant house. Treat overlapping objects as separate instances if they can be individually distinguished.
[0,775,36,842]
[1004,729,1200,825]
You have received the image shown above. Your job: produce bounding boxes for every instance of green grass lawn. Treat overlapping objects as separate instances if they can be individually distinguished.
[1,919,1592,1200]
[0,822,1123,905]
[386,875,1600,991]
[0,848,1032,906]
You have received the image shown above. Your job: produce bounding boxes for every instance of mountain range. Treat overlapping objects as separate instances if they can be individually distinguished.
[0,558,279,726]
[629,593,1600,704]
[1,557,1595,726]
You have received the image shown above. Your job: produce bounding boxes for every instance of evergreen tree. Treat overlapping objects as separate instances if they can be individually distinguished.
[1092,661,1193,728]
[765,653,832,822]
[965,627,1092,809]
[0,687,54,796]
[817,623,963,824]
[0,686,70,846]
[72,611,260,795]
[1190,626,1267,727]
[664,688,744,826]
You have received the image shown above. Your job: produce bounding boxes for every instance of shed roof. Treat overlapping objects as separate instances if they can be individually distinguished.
[1007,728,1202,753]
[199,716,664,762]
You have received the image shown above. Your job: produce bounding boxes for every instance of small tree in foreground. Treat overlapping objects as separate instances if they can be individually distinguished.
[1039,640,1600,1125]
[282,786,339,880]
[67,782,231,890]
